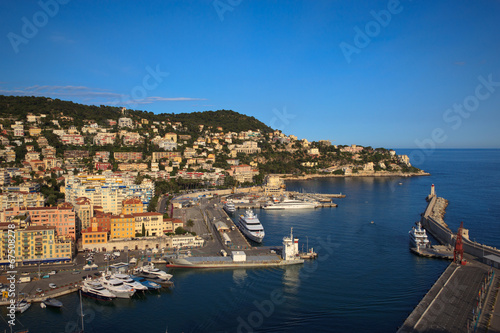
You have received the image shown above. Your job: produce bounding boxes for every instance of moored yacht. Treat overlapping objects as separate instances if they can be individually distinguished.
[409,221,430,249]
[112,273,148,291]
[223,200,236,214]
[263,197,318,210]
[237,209,265,243]
[99,276,136,298]
[136,263,173,281]
[80,280,116,301]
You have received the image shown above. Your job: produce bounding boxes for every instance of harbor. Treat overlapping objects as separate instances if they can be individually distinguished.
[399,185,500,332]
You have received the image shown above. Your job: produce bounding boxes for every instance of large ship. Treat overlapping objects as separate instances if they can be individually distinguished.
[166,228,304,268]
[223,200,236,214]
[263,197,318,210]
[409,222,430,249]
[237,209,265,243]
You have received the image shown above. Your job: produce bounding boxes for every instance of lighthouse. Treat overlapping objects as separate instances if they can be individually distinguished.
[430,184,435,197]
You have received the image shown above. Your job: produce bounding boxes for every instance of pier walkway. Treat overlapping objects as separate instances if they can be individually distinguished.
[398,259,494,332]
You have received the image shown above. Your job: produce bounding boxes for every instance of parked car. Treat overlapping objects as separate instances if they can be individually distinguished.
[36,288,43,293]
[49,283,56,289]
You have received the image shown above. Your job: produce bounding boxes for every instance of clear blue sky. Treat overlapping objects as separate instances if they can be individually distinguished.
[1,0,499,148]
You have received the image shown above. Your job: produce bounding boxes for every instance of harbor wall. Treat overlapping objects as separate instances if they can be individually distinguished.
[421,195,500,259]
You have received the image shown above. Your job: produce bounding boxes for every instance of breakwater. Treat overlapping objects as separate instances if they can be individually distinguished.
[421,194,500,259]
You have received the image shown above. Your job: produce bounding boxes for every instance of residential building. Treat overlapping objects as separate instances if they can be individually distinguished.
[227,164,258,183]
[29,127,42,136]
[0,224,72,264]
[114,152,143,161]
[64,174,153,214]
[93,133,116,146]
[121,197,144,214]
[133,212,164,236]
[169,234,204,249]
[81,222,108,250]
[26,203,77,240]
[110,214,135,239]
[74,197,94,233]
[64,150,90,159]
[118,117,133,128]
[0,192,45,210]
[61,134,84,145]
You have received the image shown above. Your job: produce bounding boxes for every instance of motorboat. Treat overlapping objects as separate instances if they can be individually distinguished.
[237,209,265,243]
[136,263,173,281]
[129,275,162,290]
[263,197,318,210]
[223,200,236,214]
[112,273,148,291]
[409,221,430,249]
[15,299,31,313]
[42,297,63,308]
[98,276,136,298]
[81,280,117,301]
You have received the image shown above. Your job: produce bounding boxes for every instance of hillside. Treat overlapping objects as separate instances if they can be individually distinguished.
[0,95,273,134]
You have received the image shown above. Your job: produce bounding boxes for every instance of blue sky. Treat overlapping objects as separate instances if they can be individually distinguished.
[1,0,499,148]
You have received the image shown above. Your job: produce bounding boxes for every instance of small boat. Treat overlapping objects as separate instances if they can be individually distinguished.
[42,297,63,308]
[409,221,431,249]
[223,200,236,214]
[81,280,117,301]
[130,275,162,290]
[15,299,31,313]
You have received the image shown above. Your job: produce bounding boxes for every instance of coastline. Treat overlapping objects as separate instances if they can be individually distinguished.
[280,171,431,181]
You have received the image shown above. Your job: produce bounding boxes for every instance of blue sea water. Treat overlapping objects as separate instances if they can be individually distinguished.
[2,149,499,333]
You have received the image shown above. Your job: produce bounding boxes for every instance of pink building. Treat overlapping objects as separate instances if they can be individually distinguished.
[4,203,77,240]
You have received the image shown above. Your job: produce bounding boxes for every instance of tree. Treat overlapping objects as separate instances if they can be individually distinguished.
[175,226,187,235]
[186,219,194,229]
[141,223,146,237]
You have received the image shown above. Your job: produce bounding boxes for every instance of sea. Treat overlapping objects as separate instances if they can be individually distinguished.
[2,149,499,333]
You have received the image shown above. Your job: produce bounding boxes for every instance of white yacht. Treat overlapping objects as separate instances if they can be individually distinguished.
[409,222,430,249]
[137,263,173,281]
[223,200,236,214]
[263,197,318,210]
[99,276,136,298]
[15,299,31,313]
[81,280,117,301]
[237,209,265,243]
[112,273,148,291]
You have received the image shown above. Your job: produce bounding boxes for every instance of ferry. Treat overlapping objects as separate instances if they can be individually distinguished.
[223,200,236,214]
[409,221,430,249]
[263,197,318,210]
[237,209,265,243]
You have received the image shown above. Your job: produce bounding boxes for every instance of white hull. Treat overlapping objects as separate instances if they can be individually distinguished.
[263,198,318,210]
[237,209,265,243]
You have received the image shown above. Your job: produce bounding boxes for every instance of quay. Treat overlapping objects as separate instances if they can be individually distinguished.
[399,185,500,332]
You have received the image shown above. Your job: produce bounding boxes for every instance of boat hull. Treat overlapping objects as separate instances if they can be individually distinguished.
[81,289,115,301]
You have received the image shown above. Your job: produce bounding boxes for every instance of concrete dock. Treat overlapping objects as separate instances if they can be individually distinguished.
[399,186,500,332]
[398,259,498,333]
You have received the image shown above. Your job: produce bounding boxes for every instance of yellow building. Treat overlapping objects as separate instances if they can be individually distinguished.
[29,127,42,137]
[81,222,108,250]
[110,214,135,239]
[0,223,73,264]
[121,197,144,214]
